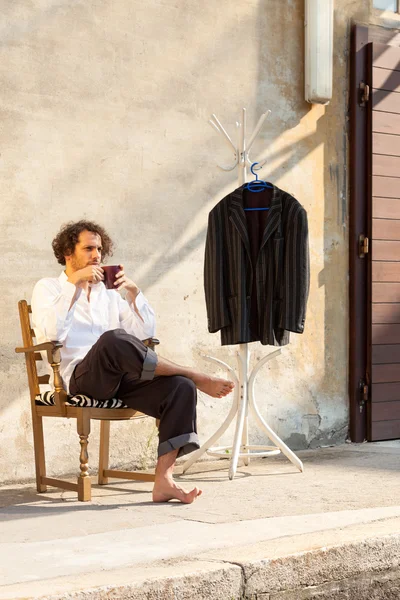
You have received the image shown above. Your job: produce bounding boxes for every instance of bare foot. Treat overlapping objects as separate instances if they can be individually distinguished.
[152,478,203,504]
[192,373,234,398]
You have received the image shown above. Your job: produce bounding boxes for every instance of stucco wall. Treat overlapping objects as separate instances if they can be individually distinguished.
[0,0,376,483]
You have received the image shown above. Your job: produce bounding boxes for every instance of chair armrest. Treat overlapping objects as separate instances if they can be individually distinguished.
[16,341,63,368]
[15,341,63,354]
[142,337,160,351]
[16,341,67,415]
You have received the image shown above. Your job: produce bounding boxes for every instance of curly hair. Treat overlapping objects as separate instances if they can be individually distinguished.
[52,220,114,266]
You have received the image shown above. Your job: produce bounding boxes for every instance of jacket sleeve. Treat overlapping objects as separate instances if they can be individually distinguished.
[204,207,230,333]
[279,206,310,334]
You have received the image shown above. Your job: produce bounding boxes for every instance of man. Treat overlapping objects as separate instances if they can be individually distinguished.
[32,220,234,504]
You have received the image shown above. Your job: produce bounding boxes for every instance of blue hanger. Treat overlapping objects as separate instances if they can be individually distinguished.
[244,163,272,211]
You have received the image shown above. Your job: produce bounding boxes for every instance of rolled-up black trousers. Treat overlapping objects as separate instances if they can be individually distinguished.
[69,329,200,458]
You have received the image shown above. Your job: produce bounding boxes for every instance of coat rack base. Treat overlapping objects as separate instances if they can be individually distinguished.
[182,345,304,480]
[206,445,280,459]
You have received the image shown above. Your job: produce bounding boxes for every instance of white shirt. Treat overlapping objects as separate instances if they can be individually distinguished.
[31,272,156,392]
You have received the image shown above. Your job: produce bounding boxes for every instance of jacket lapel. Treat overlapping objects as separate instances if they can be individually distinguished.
[259,185,282,252]
[228,188,251,260]
[228,184,282,258]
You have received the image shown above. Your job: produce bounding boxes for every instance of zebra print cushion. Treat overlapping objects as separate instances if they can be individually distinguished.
[35,390,127,409]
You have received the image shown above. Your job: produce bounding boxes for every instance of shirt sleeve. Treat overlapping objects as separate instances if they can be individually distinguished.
[31,278,82,343]
[118,291,156,340]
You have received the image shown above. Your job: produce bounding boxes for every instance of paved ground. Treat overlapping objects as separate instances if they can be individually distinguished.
[1,442,400,599]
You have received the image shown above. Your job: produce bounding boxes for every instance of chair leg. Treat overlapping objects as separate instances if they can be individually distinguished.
[98,420,110,485]
[31,413,47,493]
[77,411,91,502]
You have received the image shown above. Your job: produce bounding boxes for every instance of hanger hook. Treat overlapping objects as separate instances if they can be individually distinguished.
[250,162,259,178]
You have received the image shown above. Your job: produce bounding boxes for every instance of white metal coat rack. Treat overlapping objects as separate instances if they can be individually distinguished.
[182,108,303,479]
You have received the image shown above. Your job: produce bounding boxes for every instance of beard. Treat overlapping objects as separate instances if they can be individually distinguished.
[69,255,94,272]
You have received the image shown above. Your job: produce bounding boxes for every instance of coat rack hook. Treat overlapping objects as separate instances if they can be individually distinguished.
[247,110,272,154]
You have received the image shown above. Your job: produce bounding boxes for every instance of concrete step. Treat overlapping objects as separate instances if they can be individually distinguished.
[2,446,400,599]
[1,515,400,599]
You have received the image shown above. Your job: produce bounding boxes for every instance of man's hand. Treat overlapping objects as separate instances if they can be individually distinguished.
[114,264,140,301]
[68,265,104,287]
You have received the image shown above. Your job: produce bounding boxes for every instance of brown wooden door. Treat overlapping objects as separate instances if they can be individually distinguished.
[370,43,400,441]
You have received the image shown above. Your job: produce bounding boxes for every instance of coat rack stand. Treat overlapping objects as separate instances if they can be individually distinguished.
[182,108,303,480]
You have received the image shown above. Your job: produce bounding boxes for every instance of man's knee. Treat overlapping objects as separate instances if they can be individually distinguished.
[98,329,140,348]
[172,376,197,402]
[99,328,124,344]
[96,329,155,380]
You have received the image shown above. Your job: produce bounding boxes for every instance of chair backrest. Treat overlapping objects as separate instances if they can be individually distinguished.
[18,300,50,404]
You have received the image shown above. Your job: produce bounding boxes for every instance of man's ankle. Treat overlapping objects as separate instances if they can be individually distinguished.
[154,474,174,484]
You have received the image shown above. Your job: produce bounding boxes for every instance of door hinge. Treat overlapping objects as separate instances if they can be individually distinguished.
[359,234,369,258]
[359,82,370,106]
[358,379,369,413]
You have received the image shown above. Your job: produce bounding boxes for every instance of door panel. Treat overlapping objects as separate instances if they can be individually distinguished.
[372,197,400,217]
[372,305,400,323]
[372,364,400,383]
[372,344,400,361]
[372,177,400,198]
[372,133,400,155]
[372,219,400,240]
[372,66,400,92]
[373,111,400,134]
[371,420,400,439]
[372,283,400,302]
[372,89,400,112]
[372,262,400,280]
[373,156,400,178]
[373,240,400,261]
[370,42,400,441]
[373,43,400,69]
[372,323,400,343]
[373,382,400,402]
[371,401,400,420]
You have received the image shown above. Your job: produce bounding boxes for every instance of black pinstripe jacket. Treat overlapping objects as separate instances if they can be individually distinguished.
[204,184,310,346]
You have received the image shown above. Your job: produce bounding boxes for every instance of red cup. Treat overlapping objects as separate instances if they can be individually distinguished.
[102,265,120,290]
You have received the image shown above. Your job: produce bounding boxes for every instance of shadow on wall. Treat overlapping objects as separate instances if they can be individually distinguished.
[141,1,313,287]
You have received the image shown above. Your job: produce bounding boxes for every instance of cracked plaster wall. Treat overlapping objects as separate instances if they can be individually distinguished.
[0,0,386,482]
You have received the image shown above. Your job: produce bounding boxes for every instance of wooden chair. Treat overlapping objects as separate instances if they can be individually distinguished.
[15,300,160,502]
